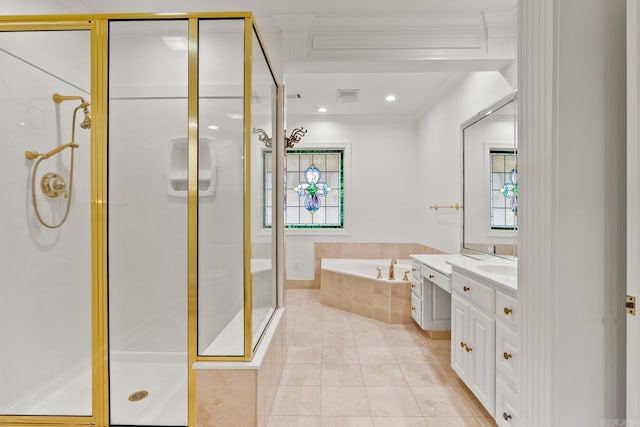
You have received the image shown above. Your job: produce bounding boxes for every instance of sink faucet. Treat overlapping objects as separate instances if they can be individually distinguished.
[388,259,397,280]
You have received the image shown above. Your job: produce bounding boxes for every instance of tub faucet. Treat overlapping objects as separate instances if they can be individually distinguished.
[388,259,397,280]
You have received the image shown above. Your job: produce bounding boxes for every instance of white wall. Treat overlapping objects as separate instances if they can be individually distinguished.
[416,71,515,254]
[284,117,420,280]
[518,0,627,424]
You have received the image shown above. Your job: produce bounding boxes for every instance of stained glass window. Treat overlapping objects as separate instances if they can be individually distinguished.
[263,148,344,228]
[490,149,518,230]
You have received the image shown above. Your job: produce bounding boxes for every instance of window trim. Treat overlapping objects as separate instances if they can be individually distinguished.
[260,142,351,234]
[488,146,518,231]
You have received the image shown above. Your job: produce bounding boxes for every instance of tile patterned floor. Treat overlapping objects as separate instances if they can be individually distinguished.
[268,289,497,427]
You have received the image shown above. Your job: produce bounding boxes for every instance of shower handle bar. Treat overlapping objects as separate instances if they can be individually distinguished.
[25,142,79,161]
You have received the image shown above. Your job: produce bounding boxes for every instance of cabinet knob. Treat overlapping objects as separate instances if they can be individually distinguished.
[411,306,416,311]
[428,274,435,279]
[503,412,512,421]
[411,284,416,289]
[460,341,466,348]
[412,268,417,272]
[463,286,470,292]
[465,344,472,353]
[503,306,513,315]
[503,352,513,360]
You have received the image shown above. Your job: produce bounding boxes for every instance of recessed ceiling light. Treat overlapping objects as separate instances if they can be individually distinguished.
[161,36,188,51]
[317,107,328,113]
[207,124,219,130]
[227,113,243,120]
[385,94,397,102]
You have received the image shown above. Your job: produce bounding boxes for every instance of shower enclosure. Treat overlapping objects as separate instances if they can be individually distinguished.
[0,12,283,427]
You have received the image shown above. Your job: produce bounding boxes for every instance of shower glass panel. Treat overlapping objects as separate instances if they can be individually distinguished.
[108,20,188,426]
[198,19,246,356]
[0,29,92,416]
[251,29,277,350]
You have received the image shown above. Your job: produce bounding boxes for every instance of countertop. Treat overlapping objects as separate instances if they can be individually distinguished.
[410,253,518,293]
[446,255,518,292]
[409,254,469,277]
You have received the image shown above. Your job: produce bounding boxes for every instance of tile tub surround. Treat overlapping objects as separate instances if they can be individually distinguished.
[195,310,287,427]
[287,243,446,289]
[268,289,495,427]
[320,268,413,324]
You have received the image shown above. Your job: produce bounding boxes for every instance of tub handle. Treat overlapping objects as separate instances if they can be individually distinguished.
[376,268,382,279]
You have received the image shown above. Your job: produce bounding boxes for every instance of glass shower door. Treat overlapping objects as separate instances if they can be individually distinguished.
[108,20,188,426]
[0,29,92,416]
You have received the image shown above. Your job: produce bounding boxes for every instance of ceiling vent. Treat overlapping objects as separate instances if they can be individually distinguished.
[336,89,359,104]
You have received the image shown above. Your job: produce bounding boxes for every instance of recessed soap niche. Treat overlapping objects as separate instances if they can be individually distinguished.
[167,136,217,198]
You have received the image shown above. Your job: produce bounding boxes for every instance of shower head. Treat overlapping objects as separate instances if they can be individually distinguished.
[79,104,91,130]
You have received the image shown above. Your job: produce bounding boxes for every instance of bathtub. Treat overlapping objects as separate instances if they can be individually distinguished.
[320,258,414,323]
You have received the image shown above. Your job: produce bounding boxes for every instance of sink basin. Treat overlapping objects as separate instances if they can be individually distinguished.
[476,263,517,276]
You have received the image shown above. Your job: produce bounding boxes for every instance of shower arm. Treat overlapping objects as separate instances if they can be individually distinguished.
[52,92,90,147]
[52,93,86,104]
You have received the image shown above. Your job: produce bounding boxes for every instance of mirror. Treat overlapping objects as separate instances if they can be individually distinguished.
[462,91,518,258]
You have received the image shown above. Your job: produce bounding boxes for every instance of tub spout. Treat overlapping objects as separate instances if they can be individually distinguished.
[388,259,397,280]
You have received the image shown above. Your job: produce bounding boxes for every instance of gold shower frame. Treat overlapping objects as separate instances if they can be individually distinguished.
[0,11,283,427]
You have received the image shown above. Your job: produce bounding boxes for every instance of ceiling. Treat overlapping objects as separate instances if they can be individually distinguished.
[2,0,517,119]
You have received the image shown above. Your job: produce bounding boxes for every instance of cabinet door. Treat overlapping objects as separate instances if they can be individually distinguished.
[468,305,496,416]
[451,293,468,380]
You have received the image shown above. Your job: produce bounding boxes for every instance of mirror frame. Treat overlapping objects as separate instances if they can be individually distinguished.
[461,90,518,259]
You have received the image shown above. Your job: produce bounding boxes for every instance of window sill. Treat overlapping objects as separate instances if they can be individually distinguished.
[285,228,349,237]
[257,228,350,237]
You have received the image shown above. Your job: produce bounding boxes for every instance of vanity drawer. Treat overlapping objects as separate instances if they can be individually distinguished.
[411,261,421,282]
[422,265,450,293]
[410,278,422,298]
[411,292,422,327]
[496,377,519,427]
[496,323,518,388]
[452,272,495,313]
[496,292,518,327]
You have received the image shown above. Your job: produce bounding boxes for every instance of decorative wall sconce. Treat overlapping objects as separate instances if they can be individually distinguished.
[252,127,307,149]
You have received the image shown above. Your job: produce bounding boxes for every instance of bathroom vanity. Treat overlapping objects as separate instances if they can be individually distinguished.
[447,256,518,426]
[409,254,464,335]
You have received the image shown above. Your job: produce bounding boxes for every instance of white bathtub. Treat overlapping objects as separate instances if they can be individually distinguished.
[321,258,413,283]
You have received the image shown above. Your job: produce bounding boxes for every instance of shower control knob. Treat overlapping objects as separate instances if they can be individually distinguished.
[41,172,67,199]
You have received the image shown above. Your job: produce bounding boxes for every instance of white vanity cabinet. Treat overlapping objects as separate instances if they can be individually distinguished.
[448,261,518,425]
[451,273,496,414]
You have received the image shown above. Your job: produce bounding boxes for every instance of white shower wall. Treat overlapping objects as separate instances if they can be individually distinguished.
[108,99,189,353]
[0,33,92,412]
